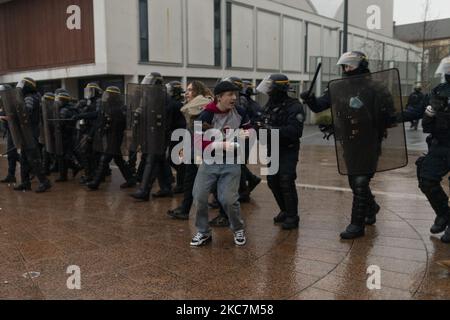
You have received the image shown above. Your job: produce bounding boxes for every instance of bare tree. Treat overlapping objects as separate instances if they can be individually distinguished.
[419,0,438,89]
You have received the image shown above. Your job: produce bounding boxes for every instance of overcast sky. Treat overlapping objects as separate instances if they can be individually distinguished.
[394,0,450,25]
[310,0,450,25]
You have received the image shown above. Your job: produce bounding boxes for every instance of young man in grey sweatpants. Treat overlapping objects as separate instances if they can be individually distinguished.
[190,81,252,247]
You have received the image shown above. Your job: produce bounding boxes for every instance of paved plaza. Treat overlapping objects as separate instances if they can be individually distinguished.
[0,126,449,300]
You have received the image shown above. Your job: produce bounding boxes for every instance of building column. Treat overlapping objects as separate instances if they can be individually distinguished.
[61,78,79,99]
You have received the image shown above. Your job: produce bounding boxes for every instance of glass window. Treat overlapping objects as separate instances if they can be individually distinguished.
[214,0,222,67]
[139,0,149,62]
[226,2,232,67]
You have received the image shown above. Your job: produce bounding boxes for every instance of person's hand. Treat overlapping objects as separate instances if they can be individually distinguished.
[300,91,315,101]
[239,129,251,139]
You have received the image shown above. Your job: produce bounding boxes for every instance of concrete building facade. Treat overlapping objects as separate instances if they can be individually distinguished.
[0,0,421,121]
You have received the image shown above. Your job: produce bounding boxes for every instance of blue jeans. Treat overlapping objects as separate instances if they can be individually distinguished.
[193,164,244,234]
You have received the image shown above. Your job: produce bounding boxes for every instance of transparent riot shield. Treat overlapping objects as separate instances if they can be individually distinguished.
[0,88,36,150]
[41,97,56,154]
[93,92,127,155]
[328,68,408,175]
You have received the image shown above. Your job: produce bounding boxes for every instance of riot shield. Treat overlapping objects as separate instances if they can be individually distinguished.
[142,84,167,155]
[41,96,57,154]
[126,84,144,153]
[0,88,37,150]
[126,83,167,155]
[328,68,407,176]
[93,91,127,155]
[50,100,65,157]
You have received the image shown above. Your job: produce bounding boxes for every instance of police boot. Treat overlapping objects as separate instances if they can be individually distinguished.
[365,196,380,226]
[36,179,52,193]
[33,158,52,193]
[273,211,288,224]
[340,205,366,240]
[279,176,300,230]
[130,188,150,201]
[419,179,450,234]
[115,157,137,189]
[3,157,18,183]
[130,169,150,200]
[442,227,450,244]
[431,214,450,234]
[87,157,107,191]
[1,175,16,184]
[14,182,32,191]
[55,159,68,182]
[282,215,300,230]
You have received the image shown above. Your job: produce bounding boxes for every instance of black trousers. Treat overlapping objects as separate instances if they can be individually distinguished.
[6,130,19,177]
[267,150,299,218]
[93,152,134,185]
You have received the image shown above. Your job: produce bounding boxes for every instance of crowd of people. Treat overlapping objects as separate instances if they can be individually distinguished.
[1,52,450,248]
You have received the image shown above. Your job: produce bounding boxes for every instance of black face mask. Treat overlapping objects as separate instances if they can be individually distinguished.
[445,74,450,84]
[343,66,370,77]
[269,90,289,104]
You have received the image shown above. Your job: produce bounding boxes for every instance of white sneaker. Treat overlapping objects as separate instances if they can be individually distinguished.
[234,230,246,246]
[190,232,212,247]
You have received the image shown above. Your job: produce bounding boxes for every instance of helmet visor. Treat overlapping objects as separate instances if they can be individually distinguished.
[435,56,450,77]
[256,76,273,95]
[84,87,96,100]
[337,52,363,68]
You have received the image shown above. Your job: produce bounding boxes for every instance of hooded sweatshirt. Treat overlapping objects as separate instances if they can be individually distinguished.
[195,101,251,151]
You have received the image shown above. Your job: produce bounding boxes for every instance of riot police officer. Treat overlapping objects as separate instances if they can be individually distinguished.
[131,72,172,201]
[301,51,396,239]
[417,56,450,243]
[256,74,305,230]
[163,80,186,195]
[87,86,136,190]
[72,83,103,184]
[8,78,51,193]
[407,84,426,130]
[0,84,20,183]
[53,90,79,182]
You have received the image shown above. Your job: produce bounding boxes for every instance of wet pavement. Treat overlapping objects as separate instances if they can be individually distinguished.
[0,125,449,300]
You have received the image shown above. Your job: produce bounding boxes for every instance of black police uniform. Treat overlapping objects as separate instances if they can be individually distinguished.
[302,61,384,239]
[260,75,305,230]
[417,80,450,243]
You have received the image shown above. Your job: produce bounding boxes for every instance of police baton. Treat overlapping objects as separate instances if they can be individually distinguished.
[306,63,322,98]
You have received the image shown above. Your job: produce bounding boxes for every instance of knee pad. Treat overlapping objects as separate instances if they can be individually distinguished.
[351,175,371,198]
[418,178,440,195]
[415,156,426,179]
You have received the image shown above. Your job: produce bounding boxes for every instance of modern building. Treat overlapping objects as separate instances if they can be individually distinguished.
[395,18,450,89]
[0,0,421,121]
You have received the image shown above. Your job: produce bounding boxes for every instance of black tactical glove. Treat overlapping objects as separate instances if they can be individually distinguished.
[300,91,315,102]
